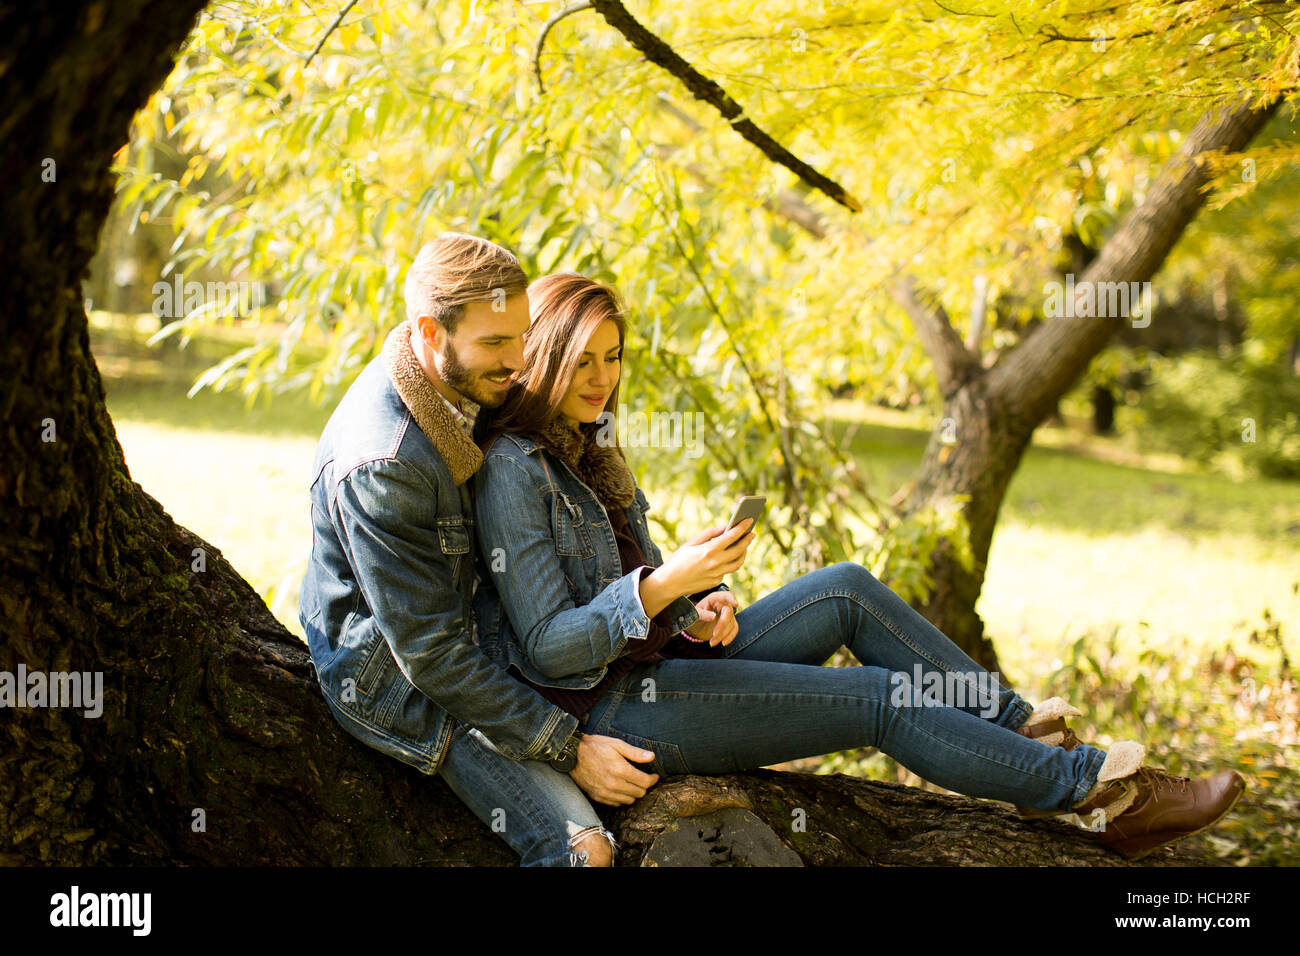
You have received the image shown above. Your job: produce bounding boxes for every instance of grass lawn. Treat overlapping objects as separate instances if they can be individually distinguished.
[818,399,1300,683]
[91,313,1300,864]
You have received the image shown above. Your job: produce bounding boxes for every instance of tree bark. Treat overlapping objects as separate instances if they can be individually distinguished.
[609,773,1214,866]
[902,382,1038,674]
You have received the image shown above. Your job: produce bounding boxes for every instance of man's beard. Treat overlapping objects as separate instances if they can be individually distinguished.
[438,337,511,409]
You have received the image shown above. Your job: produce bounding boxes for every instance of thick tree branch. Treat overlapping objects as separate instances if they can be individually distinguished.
[890,273,982,396]
[588,0,862,212]
[611,773,1213,866]
[987,93,1284,424]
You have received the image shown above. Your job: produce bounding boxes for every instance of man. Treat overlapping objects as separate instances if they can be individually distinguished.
[298,233,656,866]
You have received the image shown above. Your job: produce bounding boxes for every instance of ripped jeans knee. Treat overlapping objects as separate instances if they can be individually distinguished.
[568,823,618,867]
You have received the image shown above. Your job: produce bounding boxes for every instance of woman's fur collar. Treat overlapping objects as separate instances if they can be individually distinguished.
[381,319,482,486]
[531,415,635,510]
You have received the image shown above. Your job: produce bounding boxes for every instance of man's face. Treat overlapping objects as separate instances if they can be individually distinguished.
[421,296,529,409]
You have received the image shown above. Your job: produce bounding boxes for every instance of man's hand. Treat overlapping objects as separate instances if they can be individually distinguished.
[569,733,660,806]
[684,590,741,647]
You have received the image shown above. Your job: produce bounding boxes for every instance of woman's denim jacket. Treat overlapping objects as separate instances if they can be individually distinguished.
[473,432,716,691]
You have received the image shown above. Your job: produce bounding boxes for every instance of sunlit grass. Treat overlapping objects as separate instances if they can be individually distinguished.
[820,397,1300,686]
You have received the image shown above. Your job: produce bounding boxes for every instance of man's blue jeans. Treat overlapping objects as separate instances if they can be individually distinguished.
[439,722,610,867]
[444,562,1108,865]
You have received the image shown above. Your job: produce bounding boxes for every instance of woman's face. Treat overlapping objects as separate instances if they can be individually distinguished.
[557,318,621,426]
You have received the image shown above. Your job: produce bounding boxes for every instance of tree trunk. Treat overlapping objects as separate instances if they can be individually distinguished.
[0,0,514,866]
[1093,385,1117,435]
[901,94,1282,673]
[609,773,1214,866]
[900,382,1037,674]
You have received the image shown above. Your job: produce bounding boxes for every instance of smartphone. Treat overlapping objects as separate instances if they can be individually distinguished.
[723,495,766,537]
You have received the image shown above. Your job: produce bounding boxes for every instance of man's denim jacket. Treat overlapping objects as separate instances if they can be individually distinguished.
[298,329,577,775]
[473,432,714,691]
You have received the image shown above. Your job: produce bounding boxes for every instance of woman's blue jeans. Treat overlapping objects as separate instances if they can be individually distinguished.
[581,562,1107,812]
[442,561,1108,865]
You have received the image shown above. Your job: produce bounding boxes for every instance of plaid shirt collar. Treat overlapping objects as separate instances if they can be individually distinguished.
[437,390,479,437]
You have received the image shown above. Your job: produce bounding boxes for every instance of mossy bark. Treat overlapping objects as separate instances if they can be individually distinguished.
[0,0,507,867]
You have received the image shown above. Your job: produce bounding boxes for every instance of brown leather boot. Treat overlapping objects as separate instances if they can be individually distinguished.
[1073,766,1247,861]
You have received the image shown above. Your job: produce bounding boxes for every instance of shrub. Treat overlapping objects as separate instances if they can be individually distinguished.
[1131,350,1300,480]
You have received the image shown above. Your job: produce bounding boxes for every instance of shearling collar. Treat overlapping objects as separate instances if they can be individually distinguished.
[381,319,482,486]
[531,416,635,510]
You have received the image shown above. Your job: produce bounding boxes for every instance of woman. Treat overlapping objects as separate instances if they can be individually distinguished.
[473,271,1245,862]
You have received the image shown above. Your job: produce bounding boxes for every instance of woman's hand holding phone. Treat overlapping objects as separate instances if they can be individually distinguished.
[639,520,754,617]
[662,520,754,594]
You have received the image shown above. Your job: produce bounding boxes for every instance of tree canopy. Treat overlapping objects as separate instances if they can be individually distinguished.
[113,0,1299,602]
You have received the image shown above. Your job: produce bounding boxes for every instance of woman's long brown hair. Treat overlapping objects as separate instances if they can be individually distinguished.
[480,272,626,451]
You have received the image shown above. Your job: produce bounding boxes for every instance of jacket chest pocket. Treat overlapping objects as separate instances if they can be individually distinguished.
[437,518,471,556]
[436,517,472,586]
[552,492,596,558]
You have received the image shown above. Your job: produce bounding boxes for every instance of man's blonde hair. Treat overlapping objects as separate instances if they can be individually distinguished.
[404,233,528,332]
